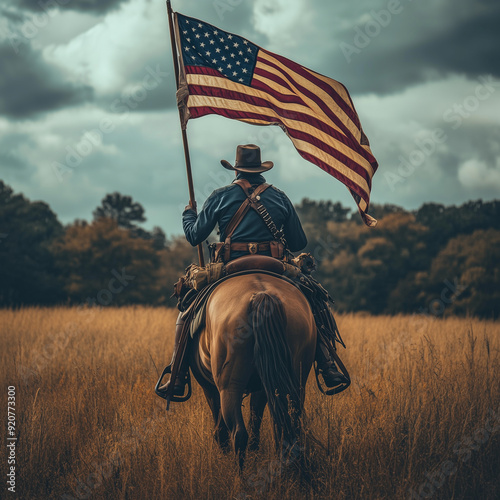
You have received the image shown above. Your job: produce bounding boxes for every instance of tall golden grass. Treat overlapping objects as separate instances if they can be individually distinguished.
[1,307,499,499]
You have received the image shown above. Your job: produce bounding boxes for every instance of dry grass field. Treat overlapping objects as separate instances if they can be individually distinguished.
[1,307,499,500]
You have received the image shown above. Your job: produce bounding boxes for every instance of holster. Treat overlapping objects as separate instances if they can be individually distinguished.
[269,240,284,259]
[172,276,188,299]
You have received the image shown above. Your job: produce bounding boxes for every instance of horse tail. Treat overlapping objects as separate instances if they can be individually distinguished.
[250,291,301,450]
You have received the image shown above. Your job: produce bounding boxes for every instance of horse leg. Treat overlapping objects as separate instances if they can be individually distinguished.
[201,385,230,452]
[220,389,248,470]
[248,390,267,452]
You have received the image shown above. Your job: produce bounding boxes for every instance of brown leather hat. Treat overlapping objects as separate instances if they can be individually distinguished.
[221,144,273,173]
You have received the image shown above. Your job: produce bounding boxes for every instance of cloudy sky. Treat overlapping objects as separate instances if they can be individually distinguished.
[1,0,499,235]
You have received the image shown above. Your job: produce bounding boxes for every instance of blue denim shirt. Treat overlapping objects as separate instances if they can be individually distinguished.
[182,173,307,258]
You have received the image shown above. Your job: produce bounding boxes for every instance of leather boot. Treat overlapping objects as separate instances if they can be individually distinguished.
[159,312,189,397]
[316,335,348,388]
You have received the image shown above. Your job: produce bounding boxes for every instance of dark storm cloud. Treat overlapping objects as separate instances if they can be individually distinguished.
[376,118,500,209]
[97,61,176,114]
[0,131,38,184]
[0,44,93,118]
[0,6,26,23]
[407,7,500,79]
[0,150,30,171]
[178,0,257,37]
[314,0,500,95]
[98,84,175,115]
[18,0,127,15]
[94,0,258,115]
[446,123,500,168]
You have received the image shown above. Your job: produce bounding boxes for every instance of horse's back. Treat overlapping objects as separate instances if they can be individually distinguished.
[202,273,316,389]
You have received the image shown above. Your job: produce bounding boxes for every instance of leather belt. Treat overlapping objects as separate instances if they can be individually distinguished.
[213,240,284,260]
[230,242,271,254]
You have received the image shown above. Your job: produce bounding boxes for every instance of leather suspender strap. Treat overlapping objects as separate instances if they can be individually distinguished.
[214,180,271,262]
[235,179,288,249]
[224,180,270,238]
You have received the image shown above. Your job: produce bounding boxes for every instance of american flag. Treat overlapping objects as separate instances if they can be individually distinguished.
[174,13,378,226]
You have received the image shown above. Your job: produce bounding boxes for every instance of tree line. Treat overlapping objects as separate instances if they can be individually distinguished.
[1,180,498,317]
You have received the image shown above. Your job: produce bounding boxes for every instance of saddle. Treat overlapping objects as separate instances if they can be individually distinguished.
[155,255,298,406]
[188,255,298,338]
[155,254,350,408]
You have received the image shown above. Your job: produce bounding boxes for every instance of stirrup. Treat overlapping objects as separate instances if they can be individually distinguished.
[320,365,349,387]
[314,361,351,396]
[155,363,192,409]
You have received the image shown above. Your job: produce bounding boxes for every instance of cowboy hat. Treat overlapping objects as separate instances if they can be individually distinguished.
[220,144,273,173]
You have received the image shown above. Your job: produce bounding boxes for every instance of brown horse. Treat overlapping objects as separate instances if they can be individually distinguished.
[189,273,317,468]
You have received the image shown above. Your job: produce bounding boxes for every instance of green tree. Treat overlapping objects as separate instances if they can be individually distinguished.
[366,202,406,221]
[93,192,146,229]
[53,218,163,305]
[92,192,168,250]
[415,200,500,256]
[0,181,63,305]
[313,212,427,314]
[296,198,352,225]
[424,229,500,318]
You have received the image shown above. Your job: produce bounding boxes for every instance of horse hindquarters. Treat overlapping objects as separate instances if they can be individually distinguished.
[250,291,302,452]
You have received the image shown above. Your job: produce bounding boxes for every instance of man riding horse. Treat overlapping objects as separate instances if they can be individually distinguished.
[164,144,348,397]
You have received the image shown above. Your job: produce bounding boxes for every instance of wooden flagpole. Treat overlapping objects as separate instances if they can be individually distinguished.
[166,0,205,267]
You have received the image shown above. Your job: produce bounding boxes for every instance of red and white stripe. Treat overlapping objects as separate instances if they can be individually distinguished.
[179,43,378,225]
